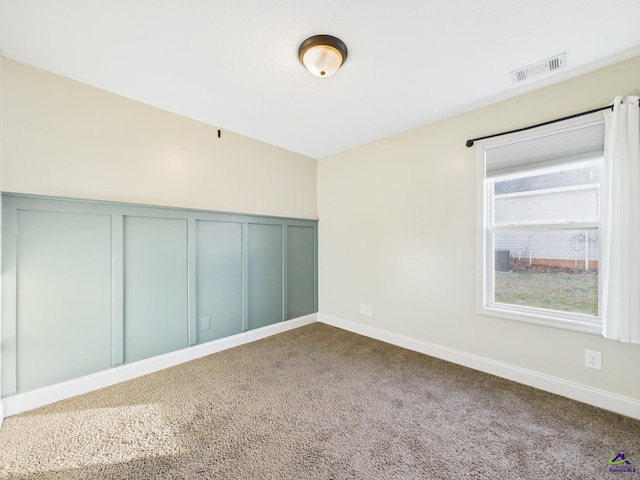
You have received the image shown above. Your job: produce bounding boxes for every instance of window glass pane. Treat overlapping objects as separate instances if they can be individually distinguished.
[493,229,599,317]
[493,162,601,224]
[494,162,600,194]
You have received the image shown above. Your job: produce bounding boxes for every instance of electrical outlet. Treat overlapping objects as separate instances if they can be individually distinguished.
[585,349,602,370]
[360,304,367,314]
[366,305,373,316]
[201,317,210,331]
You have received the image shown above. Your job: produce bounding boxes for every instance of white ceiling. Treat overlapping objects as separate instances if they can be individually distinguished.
[1,0,639,159]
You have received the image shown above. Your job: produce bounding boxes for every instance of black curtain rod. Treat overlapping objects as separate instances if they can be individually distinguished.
[465,104,614,148]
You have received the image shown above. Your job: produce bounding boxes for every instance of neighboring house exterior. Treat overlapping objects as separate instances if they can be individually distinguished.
[494,183,600,270]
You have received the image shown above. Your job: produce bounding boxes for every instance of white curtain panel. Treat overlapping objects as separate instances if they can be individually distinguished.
[601,95,640,343]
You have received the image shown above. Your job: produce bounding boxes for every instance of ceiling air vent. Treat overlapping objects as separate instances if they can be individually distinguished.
[509,53,566,84]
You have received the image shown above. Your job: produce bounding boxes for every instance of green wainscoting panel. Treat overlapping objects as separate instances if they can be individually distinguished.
[248,223,284,330]
[15,210,113,393]
[124,216,189,363]
[196,220,243,342]
[2,194,317,398]
[287,226,316,319]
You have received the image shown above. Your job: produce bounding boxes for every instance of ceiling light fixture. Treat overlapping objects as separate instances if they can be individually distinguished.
[298,34,348,78]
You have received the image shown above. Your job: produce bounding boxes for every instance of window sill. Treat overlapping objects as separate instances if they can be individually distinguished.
[478,304,602,335]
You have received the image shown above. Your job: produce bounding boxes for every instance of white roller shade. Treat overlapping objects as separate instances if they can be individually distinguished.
[485,117,605,177]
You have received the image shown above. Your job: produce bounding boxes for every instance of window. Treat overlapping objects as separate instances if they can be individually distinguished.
[477,115,605,333]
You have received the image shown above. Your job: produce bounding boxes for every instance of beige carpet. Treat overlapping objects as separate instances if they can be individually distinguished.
[0,323,638,479]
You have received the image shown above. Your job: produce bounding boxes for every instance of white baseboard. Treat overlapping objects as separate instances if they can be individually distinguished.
[3,314,317,418]
[318,313,640,420]
[6,312,639,421]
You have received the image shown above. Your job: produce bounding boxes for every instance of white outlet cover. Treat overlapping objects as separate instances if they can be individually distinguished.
[366,305,373,316]
[360,304,367,314]
[585,349,602,370]
[201,317,210,331]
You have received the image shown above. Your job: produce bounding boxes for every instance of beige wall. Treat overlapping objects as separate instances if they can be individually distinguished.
[318,57,640,401]
[0,59,317,219]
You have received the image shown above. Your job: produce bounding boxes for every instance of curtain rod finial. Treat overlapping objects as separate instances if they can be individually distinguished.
[466,140,474,148]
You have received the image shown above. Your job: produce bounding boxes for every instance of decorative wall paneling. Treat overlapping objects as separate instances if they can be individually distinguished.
[1,194,318,397]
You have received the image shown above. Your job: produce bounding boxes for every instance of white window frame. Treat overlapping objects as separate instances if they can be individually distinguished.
[476,116,604,334]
